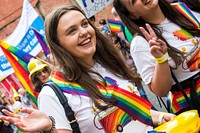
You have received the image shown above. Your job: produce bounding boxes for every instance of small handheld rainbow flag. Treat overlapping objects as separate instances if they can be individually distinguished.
[107,19,124,33]
[171,2,200,29]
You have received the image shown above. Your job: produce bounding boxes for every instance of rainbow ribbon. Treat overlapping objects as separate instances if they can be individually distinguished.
[167,79,200,113]
[49,72,153,126]
[171,2,200,29]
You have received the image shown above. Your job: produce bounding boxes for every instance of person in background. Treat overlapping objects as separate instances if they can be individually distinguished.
[12,94,24,114]
[89,15,96,25]
[111,7,133,43]
[28,58,51,93]
[0,105,14,133]
[18,88,37,109]
[0,4,175,133]
[113,0,200,115]
[99,19,110,37]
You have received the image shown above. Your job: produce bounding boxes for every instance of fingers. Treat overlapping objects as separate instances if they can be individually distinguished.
[2,109,20,119]
[145,23,157,38]
[20,108,35,114]
[139,27,152,41]
[139,23,157,41]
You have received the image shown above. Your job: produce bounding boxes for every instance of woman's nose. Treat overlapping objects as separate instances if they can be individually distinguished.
[79,27,87,37]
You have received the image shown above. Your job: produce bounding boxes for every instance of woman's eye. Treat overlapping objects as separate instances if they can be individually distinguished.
[82,21,89,27]
[68,28,76,35]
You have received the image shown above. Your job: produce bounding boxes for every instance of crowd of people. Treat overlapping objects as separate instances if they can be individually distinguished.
[0,0,199,133]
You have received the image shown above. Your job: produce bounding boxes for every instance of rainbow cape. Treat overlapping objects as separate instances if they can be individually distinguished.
[32,28,50,57]
[49,72,153,126]
[107,19,124,33]
[171,2,200,29]
[0,41,38,104]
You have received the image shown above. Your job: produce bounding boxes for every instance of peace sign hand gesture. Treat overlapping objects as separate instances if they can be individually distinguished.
[139,24,168,58]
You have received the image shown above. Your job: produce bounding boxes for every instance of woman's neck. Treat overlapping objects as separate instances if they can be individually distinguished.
[143,6,166,24]
[78,57,95,68]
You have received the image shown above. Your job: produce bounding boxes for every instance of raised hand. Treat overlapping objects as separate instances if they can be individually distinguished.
[0,108,52,132]
[139,23,168,58]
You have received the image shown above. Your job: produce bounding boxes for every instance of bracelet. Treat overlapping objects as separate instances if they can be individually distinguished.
[155,52,169,64]
[157,112,167,126]
[40,116,55,133]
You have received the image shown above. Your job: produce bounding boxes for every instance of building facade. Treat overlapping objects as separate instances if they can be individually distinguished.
[0,0,113,40]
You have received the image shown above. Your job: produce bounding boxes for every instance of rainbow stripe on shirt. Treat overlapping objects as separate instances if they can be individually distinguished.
[49,72,153,126]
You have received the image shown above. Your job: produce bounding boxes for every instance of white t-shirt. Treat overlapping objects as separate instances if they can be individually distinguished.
[192,11,200,22]
[130,18,200,85]
[38,63,153,133]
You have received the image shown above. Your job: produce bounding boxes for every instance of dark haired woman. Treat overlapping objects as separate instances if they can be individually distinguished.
[113,0,200,115]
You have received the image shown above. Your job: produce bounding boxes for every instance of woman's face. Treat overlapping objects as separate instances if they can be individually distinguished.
[36,68,50,83]
[120,0,159,20]
[57,10,96,63]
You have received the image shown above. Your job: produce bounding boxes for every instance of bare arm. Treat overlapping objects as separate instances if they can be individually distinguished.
[0,108,72,133]
[140,24,172,96]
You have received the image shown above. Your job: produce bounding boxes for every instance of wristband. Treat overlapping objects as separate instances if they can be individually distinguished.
[157,112,167,126]
[155,52,169,64]
[40,116,55,133]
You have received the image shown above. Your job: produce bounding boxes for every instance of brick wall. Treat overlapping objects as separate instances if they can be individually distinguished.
[0,0,114,40]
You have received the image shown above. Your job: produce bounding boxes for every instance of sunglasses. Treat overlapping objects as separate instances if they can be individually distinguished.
[36,68,48,77]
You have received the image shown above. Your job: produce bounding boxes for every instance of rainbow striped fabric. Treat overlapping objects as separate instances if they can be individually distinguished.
[0,41,38,104]
[107,19,124,33]
[49,72,153,126]
[187,51,200,72]
[171,2,200,29]
[98,107,132,133]
[167,79,200,113]
[0,40,34,71]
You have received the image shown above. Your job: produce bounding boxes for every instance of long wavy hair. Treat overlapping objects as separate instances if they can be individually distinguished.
[180,0,200,12]
[30,66,51,93]
[45,4,142,110]
[113,0,200,68]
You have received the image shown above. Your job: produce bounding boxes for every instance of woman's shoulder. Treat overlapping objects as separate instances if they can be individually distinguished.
[131,35,149,51]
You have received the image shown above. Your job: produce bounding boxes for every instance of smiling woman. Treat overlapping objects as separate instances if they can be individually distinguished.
[0,4,176,133]
[113,0,200,115]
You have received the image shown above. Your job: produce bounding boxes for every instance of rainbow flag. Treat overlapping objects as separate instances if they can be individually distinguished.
[0,44,38,105]
[107,19,124,33]
[49,72,153,126]
[0,41,35,71]
[32,28,50,57]
[171,2,200,29]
